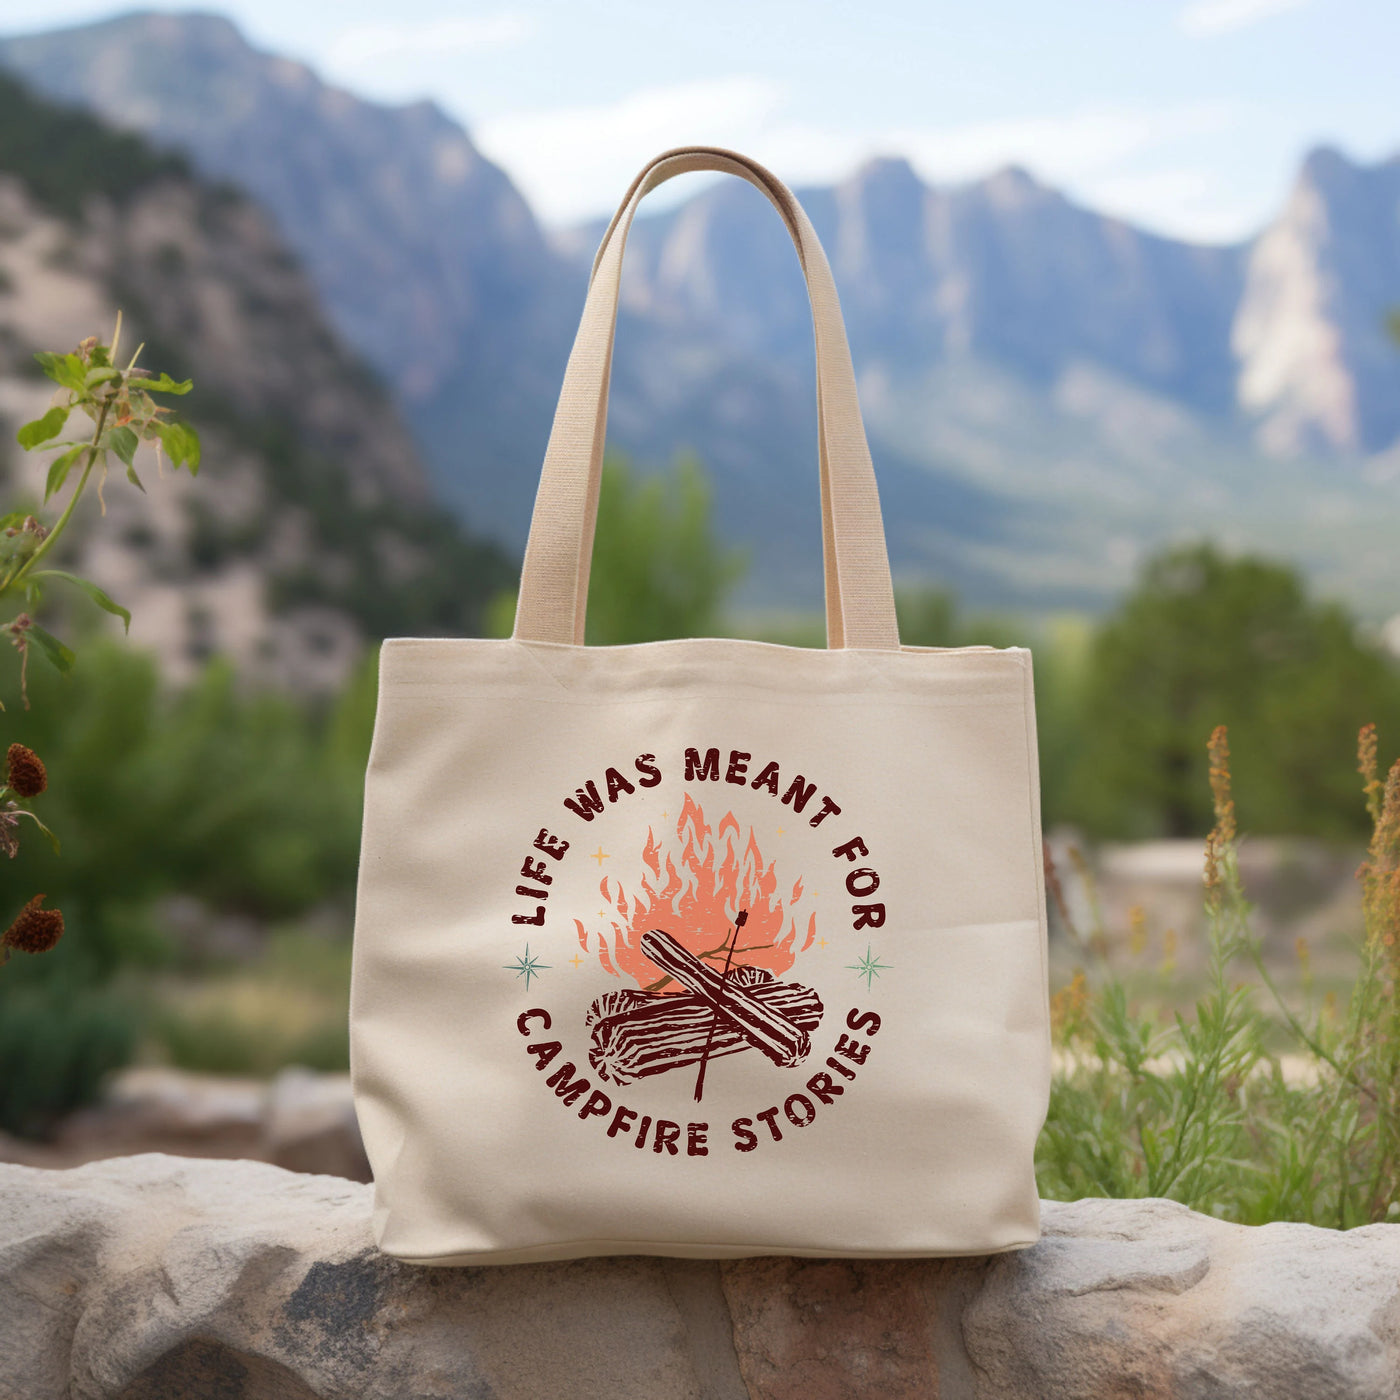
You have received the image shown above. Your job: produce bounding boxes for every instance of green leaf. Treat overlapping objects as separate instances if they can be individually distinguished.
[44,444,87,502]
[125,463,146,494]
[34,352,87,392]
[107,424,139,467]
[32,570,131,633]
[143,372,193,396]
[20,809,61,856]
[0,512,27,532]
[84,366,120,390]
[155,419,201,474]
[17,406,70,450]
[26,622,75,674]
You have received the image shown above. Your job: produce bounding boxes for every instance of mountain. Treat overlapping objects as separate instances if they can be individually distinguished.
[5,13,1400,617]
[0,10,576,532]
[1235,147,1400,456]
[0,71,512,688]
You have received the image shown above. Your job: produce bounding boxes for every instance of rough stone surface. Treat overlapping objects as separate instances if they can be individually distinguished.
[3,1156,1400,1399]
[0,1068,369,1182]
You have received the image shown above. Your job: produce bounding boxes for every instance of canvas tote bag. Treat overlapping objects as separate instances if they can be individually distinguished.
[351,146,1050,1265]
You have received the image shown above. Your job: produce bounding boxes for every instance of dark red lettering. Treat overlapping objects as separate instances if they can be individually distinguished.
[782,775,816,812]
[809,796,842,828]
[846,1008,883,1036]
[751,761,780,795]
[853,904,886,929]
[533,829,570,861]
[634,754,662,788]
[579,1089,611,1121]
[517,1009,551,1036]
[845,868,880,898]
[784,1093,817,1127]
[608,1105,638,1138]
[732,1118,759,1152]
[756,1106,784,1142]
[832,836,869,862]
[527,1041,561,1071]
[725,750,751,784]
[835,1034,871,1065]
[653,1120,682,1155]
[685,747,720,782]
[806,1072,844,1104]
[604,766,635,802]
[516,884,549,900]
[545,1062,590,1105]
[687,1122,709,1156]
[519,856,552,885]
[563,782,605,821]
[826,1055,857,1081]
[634,1114,652,1149]
[511,907,545,925]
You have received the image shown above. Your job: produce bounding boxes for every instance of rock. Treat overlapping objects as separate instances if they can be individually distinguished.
[3,1156,1400,1399]
[262,1068,369,1183]
[0,1068,369,1182]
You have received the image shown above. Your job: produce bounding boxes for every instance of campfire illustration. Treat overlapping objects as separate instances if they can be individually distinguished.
[576,796,823,1100]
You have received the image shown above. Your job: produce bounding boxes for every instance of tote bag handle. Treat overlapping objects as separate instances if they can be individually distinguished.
[513,146,901,651]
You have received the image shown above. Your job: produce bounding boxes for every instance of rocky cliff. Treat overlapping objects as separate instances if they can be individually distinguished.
[0,73,512,689]
[5,13,1400,614]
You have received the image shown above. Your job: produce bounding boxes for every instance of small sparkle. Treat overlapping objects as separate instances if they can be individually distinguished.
[776,826,785,836]
[569,953,584,969]
[846,944,891,990]
[506,943,550,989]
[591,846,610,866]
[818,938,829,950]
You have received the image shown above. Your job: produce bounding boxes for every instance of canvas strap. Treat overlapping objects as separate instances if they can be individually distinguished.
[512,146,901,650]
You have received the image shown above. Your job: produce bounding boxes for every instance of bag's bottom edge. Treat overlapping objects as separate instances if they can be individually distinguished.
[385,1233,1041,1267]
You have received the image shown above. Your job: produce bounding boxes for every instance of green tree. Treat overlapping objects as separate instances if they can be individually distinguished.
[1064,544,1400,839]
[491,455,746,644]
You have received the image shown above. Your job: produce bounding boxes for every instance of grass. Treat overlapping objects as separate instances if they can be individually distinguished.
[147,928,351,1077]
[1039,724,1400,1226]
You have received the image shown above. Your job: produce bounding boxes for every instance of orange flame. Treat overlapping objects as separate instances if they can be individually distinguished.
[577,793,816,992]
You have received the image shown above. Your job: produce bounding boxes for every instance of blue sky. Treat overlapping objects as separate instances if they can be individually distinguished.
[4,0,1398,241]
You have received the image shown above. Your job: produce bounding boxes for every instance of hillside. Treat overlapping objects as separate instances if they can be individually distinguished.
[0,72,513,688]
[6,12,1400,617]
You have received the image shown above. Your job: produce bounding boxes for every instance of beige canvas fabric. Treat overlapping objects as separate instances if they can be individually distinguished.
[351,147,1050,1265]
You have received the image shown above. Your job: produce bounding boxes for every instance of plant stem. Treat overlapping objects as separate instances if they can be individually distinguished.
[7,399,110,595]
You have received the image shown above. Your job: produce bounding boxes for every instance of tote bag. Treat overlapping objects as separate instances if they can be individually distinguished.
[350,146,1050,1265]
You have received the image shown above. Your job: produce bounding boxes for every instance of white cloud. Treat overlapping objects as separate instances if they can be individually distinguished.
[1178,0,1312,38]
[325,14,536,73]
[474,77,787,225]
[474,81,1254,241]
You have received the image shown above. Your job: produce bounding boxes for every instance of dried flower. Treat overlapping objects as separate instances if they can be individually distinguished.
[0,803,18,859]
[2,894,63,954]
[1128,904,1148,958]
[6,743,46,797]
[1359,748,1400,966]
[1204,725,1236,909]
[1050,968,1090,1044]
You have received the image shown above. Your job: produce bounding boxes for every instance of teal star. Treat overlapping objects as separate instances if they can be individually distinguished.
[506,943,550,989]
[846,944,891,990]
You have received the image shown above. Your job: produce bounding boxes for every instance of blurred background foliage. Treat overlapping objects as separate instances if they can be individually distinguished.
[3,453,1400,1134]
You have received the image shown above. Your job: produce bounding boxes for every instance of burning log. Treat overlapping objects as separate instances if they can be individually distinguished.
[588,965,824,1085]
[638,929,813,1068]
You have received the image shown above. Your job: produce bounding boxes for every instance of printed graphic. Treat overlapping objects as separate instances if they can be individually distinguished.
[506,745,888,1154]
[576,795,823,1100]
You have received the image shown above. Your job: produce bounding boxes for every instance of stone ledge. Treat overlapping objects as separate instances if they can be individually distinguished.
[1,1154,1398,1399]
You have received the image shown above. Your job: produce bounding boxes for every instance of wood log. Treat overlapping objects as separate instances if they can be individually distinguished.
[584,966,774,1030]
[589,979,824,1084]
[638,929,812,1068]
